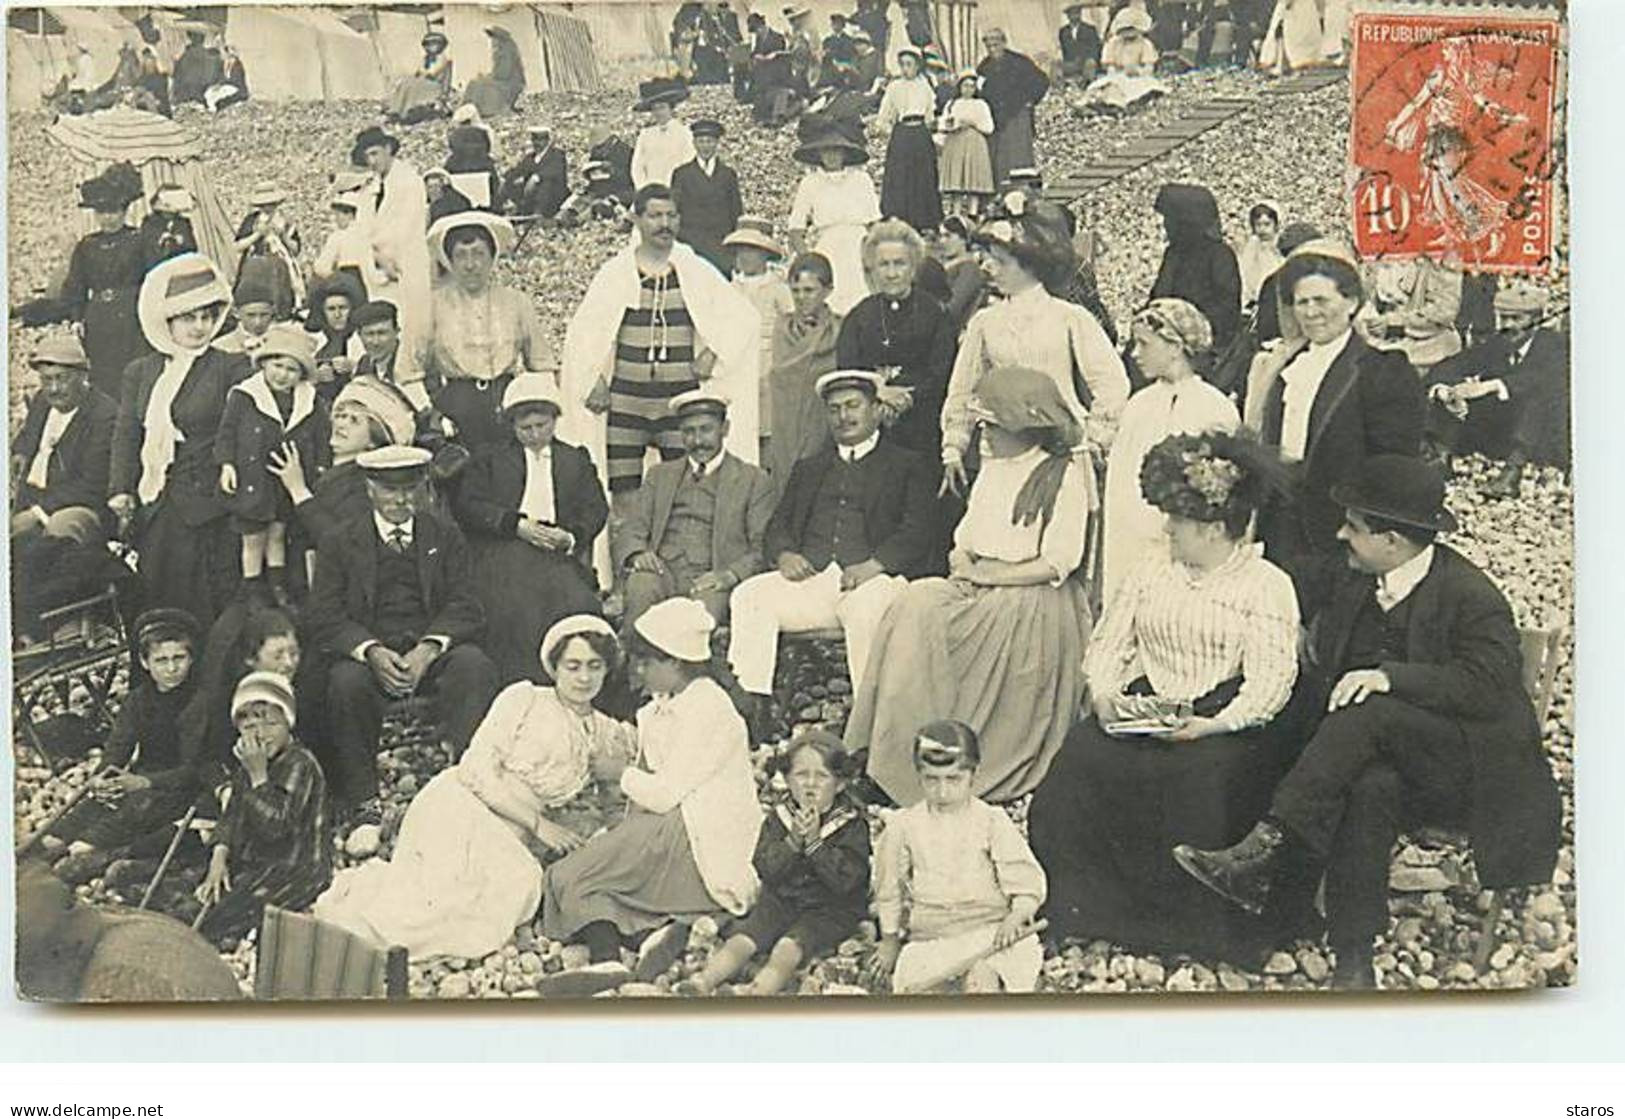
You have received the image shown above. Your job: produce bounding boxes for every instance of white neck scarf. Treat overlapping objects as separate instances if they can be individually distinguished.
[137,350,201,505]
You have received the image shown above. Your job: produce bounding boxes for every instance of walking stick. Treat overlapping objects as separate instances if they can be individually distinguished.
[897,918,1048,994]
[139,805,198,909]
[15,762,109,856]
[191,902,213,931]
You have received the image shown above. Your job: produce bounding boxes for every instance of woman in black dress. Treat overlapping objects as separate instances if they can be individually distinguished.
[1027,432,1302,963]
[51,164,151,400]
[1148,182,1243,352]
[454,374,608,685]
[836,219,957,461]
[108,254,250,627]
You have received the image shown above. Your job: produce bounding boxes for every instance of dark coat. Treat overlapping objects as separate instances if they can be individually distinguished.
[293,459,369,549]
[1258,333,1425,604]
[976,49,1049,127]
[306,509,486,659]
[671,158,744,274]
[1059,21,1103,66]
[1308,546,1562,888]
[764,435,938,577]
[1150,235,1244,349]
[110,349,251,527]
[1427,328,1570,468]
[214,382,331,525]
[453,438,607,570]
[12,388,117,515]
[836,289,956,458]
[502,145,569,217]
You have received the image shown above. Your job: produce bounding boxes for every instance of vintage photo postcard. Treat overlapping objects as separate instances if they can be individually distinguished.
[9,0,1572,1004]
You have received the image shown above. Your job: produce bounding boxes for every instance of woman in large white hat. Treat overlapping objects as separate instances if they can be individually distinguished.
[315,615,637,961]
[422,210,554,452]
[787,126,879,315]
[539,598,762,997]
[452,373,609,686]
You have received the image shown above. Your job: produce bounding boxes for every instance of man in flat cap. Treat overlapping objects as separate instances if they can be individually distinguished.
[306,445,497,809]
[10,335,120,637]
[612,389,774,626]
[1424,281,1569,497]
[671,118,745,274]
[349,300,430,416]
[1059,4,1103,84]
[727,371,936,729]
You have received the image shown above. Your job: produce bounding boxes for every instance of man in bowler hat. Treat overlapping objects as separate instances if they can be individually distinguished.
[1173,455,1562,989]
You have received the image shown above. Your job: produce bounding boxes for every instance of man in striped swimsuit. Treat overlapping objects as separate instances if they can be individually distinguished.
[601,185,717,496]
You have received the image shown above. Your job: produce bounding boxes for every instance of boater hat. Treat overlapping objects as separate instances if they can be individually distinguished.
[722,215,785,258]
[669,387,730,418]
[357,444,433,487]
[248,181,287,207]
[814,369,885,399]
[1330,454,1458,534]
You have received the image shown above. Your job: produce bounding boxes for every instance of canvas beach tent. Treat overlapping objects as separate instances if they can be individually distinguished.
[46,105,240,283]
[223,5,388,101]
[6,7,142,107]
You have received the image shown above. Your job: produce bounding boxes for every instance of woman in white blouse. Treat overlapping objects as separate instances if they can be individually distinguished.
[1101,298,1239,605]
[314,615,636,961]
[847,366,1094,805]
[937,70,996,216]
[541,598,762,997]
[787,130,882,316]
[875,47,942,232]
[1028,430,1301,962]
[940,207,1129,498]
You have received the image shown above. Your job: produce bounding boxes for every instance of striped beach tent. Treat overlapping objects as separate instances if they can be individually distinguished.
[45,106,239,282]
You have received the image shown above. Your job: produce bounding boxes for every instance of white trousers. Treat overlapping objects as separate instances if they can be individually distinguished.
[727,563,905,696]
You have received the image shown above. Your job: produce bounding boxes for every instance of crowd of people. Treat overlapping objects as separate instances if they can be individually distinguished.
[12,2,1571,1001]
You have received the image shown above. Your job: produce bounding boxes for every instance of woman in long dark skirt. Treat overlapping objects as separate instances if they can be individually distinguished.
[1027,431,1300,962]
[875,48,942,232]
[108,254,250,627]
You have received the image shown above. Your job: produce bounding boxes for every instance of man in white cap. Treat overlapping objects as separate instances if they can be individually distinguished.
[726,371,936,729]
[11,336,120,638]
[1424,280,1568,496]
[612,388,774,626]
[306,445,497,809]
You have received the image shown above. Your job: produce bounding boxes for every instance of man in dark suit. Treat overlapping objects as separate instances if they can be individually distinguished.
[670,119,744,274]
[1425,281,1569,496]
[1058,4,1102,82]
[1246,244,1426,614]
[613,388,774,625]
[10,336,121,637]
[727,370,937,706]
[501,126,570,220]
[1175,456,1562,988]
[307,446,498,807]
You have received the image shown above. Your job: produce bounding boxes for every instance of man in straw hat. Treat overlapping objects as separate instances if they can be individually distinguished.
[561,184,763,586]
[726,370,937,731]
[612,388,775,626]
[1245,238,1426,615]
[631,77,697,190]
[671,119,744,273]
[500,125,570,220]
[1174,454,1561,990]
[1423,280,1569,497]
[306,445,497,808]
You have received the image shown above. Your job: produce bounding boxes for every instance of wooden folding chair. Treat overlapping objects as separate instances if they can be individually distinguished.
[254,905,408,1001]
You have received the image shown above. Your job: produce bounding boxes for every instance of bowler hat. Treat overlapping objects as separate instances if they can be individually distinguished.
[351,125,401,167]
[1330,455,1458,534]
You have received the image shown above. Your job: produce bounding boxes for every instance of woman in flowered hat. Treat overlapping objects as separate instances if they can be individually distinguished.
[1101,298,1239,604]
[849,366,1096,806]
[17,163,152,399]
[385,28,453,123]
[1028,430,1300,964]
[108,253,251,625]
[787,124,879,315]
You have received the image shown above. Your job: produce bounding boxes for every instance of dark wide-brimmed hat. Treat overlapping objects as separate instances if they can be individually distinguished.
[350,125,401,167]
[78,162,143,212]
[636,77,690,111]
[422,29,448,48]
[793,129,868,167]
[1330,455,1458,534]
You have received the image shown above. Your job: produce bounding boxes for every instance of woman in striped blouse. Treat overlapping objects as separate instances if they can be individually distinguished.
[1027,430,1302,963]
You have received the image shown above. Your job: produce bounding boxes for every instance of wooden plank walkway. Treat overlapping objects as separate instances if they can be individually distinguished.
[1044,71,1346,204]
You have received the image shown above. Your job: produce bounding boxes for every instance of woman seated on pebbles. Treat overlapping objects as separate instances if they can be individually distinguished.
[313,615,636,961]
[1027,431,1302,964]
[539,598,762,998]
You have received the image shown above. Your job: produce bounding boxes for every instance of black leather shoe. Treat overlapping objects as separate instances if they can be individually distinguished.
[1172,820,1287,916]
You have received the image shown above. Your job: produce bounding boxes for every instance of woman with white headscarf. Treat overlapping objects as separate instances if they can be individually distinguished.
[108,253,250,624]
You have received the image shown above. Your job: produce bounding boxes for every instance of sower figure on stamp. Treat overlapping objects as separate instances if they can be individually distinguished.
[306,445,498,810]
[560,183,761,588]
[612,388,775,627]
[1174,455,1562,989]
[727,371,937,733]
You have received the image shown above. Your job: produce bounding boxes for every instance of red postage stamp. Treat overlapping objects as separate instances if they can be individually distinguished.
[1348,7,1563,273]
